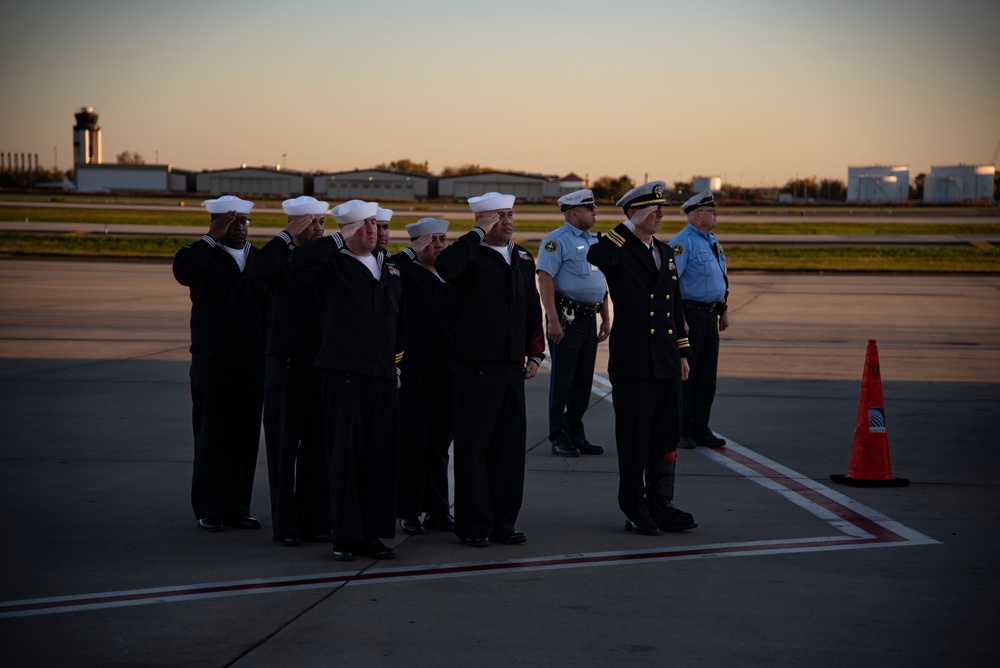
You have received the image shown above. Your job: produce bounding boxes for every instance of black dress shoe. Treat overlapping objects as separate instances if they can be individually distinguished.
[624,517,661,536]
[678,436,697,450]
[358,539,396,560]
[400,517,425,535]
[226,515,262,530]
[490,530,527,545]
[423,513,455,531]
[460,535,490,548]
[551,439,580,457]
[272,536,301,547]
[332,544,354,561]
[695,434,726,448]
[197,517,224,532]
[653,504,698,532]
[572,437,604,455]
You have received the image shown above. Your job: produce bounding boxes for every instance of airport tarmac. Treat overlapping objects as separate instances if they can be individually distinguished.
[0,257,997,667]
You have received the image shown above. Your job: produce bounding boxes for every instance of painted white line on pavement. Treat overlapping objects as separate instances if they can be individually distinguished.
[0,377,938,619]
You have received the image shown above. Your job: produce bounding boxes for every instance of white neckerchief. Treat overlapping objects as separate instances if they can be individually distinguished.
[222,244,247,272]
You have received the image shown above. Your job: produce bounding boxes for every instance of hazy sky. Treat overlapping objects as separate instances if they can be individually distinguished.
[1,0,997,186]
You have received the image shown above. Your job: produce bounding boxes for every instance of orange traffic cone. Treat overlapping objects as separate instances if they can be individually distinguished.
[830,340,909,487]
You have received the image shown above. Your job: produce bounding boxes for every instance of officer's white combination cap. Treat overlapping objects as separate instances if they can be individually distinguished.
[376,207,393,222]
[406,217,449,239]
[329,200,378,225]
[681,190,717,214]
[468,192,516,212]
[282,196,329,216]
[204,195,254,215]
[616,181,666,209]
[558,188,596,211]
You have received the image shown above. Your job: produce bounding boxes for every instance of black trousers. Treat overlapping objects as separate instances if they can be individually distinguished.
[263,356,328,541]
[546,312,598,441]
[322,371,399,545]
[609,375,681,521]
[681,307,720,440]
[452,361,526,539]
[397,370,453,518]
[189,353,264,521]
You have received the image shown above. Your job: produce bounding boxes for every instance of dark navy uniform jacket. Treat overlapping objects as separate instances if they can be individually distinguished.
[254,231,323,361]
[290,233,405,380]
[435,228,545,366]
[586,222,690,380]
[172,236,265,358]
[391,249,457,373]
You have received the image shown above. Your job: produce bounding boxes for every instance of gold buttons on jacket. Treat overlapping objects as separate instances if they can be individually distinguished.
[649,311,654,317]
[650,328,655,334]
[668,329,673,334]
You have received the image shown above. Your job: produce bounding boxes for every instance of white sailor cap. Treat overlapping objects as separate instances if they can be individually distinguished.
[329,200,378,225]
[681,190,717,214]
[376,207,393,222]
[616,181,666,210]
[204,195,254,215]
[558,189,597,212]
[282,196,329,216]
[406,217,449,239]
[468,192,516,213]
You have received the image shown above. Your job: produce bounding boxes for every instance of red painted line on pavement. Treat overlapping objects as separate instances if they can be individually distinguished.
[0,434,936,619]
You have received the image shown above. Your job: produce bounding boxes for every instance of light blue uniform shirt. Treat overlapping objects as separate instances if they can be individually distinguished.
[537,222,607,304]
[669,224,728,303]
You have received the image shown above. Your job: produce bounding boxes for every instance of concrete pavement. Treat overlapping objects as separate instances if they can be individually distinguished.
[0,258,997,667]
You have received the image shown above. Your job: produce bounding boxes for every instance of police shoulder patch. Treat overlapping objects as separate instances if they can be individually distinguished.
[671,243,684,256]
[543,239,558,253]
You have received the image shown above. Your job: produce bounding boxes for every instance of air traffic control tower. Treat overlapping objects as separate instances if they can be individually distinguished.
[73,106,101,165]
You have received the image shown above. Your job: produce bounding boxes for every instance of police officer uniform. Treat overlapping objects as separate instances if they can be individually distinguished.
[670,190,728,448]
[255,196,331,546]
[435,192,545,547]
[172,196,265,532]
[586,182,696,536]
[537,189,607,457]
[291,199,405,561]
[393,218,458,534]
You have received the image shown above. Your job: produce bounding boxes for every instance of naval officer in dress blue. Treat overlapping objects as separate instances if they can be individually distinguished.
[586,181,696,536]
[536,189,611,457]
[670,190,729,449]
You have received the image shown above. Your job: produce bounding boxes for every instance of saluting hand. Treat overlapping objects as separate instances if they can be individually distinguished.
[208,211,239,241]
[629,206,658,228]
[284,214,314,247]
[475,211,500,236]
[410,234,434,254]
[339,220,365,242]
